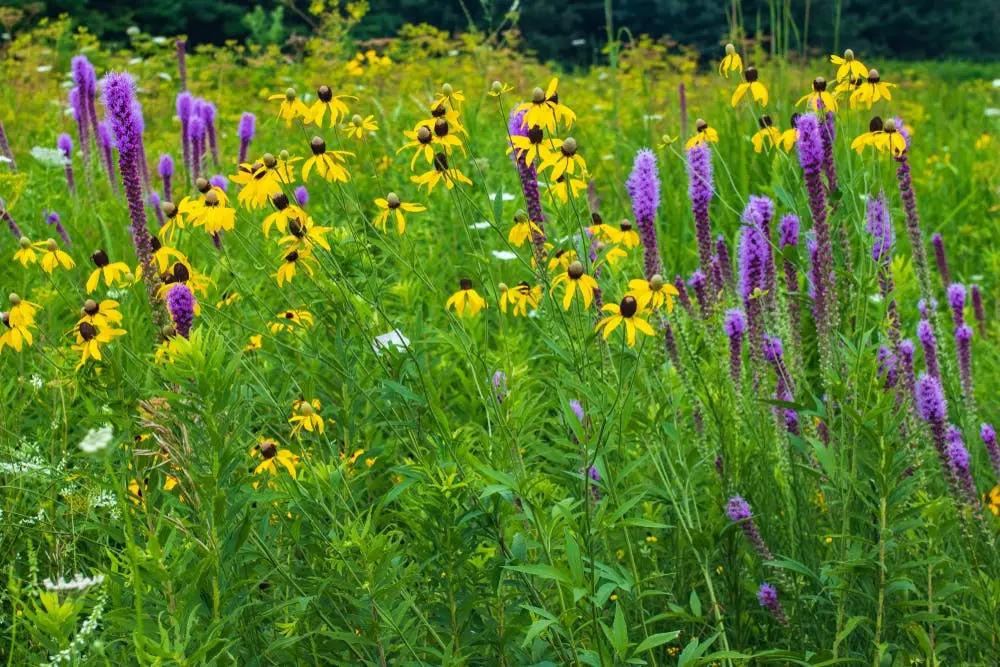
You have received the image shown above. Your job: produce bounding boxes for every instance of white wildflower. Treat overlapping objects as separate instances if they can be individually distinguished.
[30,146,69,168]
[79,426,114,454]
[43,572,106,592]
[491,250,518,261]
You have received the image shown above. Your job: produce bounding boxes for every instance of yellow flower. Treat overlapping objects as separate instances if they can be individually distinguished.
[252,438,300,478]
[986,485,1000,517]
[431,83,465,112]
[268,88,310,127]
[342,114,378,140]
[598,244,628,270]
[617,221,640,249]
[545,174,587,204]
[306,85,356,127]
[587,214,623,244]
[243,334,263,352]
[594,295,655,347]
[278,215,333,252]
[626,275,678,312]
[77,299,123,328]
[302,137,353,183]
[158,201,186,242]
[273,247,318,287]
[513,78,575,134]
[498,281,541,317]
[262,192,307,237]
[72,321,127,371]
[12,237,42,267]
[750,115,782,153]
[830,49,868,82]
[418,104,468,138]
[551,261,598,311]
[508,212,543,247]
[719,43,743,78]
[411,153,473,194]
[230,154,297,210]
[538,137,585,181]
[268,309,315,334]
[7,293,40,328]
[488,81,513,97]
[445,278,487,318]
[149,237,187,274]
[39,238,74,274]
[0,312,35,354]
[778,113,800,152]
[547,248,577,273]
[289,398,325,437]
[849,69,895,109]
[186,190,235,235]
[86,249,131,293]
[975,134,991,150]
[398,125,438,170]
[852,116,906,156]
[373,193,426,235]
[217,292,241,308]
[508,125,560,166]
[685,119,720,150]
[797,77,838,113]
[730,67,768,107]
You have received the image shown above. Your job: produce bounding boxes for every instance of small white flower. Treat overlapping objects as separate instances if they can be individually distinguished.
[152,36,168,45]
[30,146,69,168]
[571,38,586,46]
[469,221,492,230]
[869,293,883,304]
[128,57,143,65]
[126,26,140,36]
[37,65,53,72]
[373,329,410,355]
[157,72,172,81]
[992,79,1000,88]
[43,573,105,592]
[79,425,114,454]
[986,108,1000,117]
[30,375,43,389]
[601,154,614,161]
[492,250,518,261]
[488,192,516,202]
[448,49,460,56]
[60,80,74,89]
[971,274,984,282]
[643,114,663,121]
[0,156,11,165]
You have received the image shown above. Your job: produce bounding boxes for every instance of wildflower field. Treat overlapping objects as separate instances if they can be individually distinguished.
[3,13,1000,666]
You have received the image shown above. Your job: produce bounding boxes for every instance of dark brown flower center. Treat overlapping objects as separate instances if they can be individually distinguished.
[567,261,584,280]
[812,77,827,92]
[434,119,449,137]
[79,322,97,341]
[867,69,880,84]
[172,262,190,283]
[83,299,99,316]
[459,278,473,291]
[619,295,638,318]
[285,250,299,263]
[527,126,544,144]
[432,104,446,118]
[417,126,432,144]
[869,116,884,133]
[317,85,332,102]
[789,112,800,128]
[310,137,326,155]
[260,440,277,459]
[759,115,773,128]
[91,249,109,268]
[288,219,305,238]
[433,152,449,172]
[696,118,708,133]
[744,67,758,83]
[272,192,289,210]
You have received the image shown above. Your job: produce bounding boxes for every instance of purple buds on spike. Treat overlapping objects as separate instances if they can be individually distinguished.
[724,309,746,387]
[238,112,256,165]
[158,154,174,201]
[687,143,715,288]
[727,496,772,560]
[931,233,951,287]
[166,283,195,338]
[626,148,662,280]
[757,583,789,626]
[294,186,308,206]
[57,133,76,195]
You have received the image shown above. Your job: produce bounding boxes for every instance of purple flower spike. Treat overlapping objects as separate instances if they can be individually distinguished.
[166,283,195,338]
[294,186,308,206]
[57,133,76,195]
[492,370,508,404]
[588,465,601,501]
[955,324,974,398]
[687,143,715,286]
[44,209,71,247]
[778,214,801,349]
[947,283,966,327]
[715,235,734,288]
[626,148,662,280]
[743,195,775,300]
[176,91,194,179]
[866,192,893,263]
[176,39,188,91]
[673,274,692,314]
[931,233,951,287]
[917,319,940,381]
[2,205,22,239]
[971,285,986,337]
[894,117,932,301]
[945,426,981,511]
[980,424,1000,483]
[158,154,174,202]
[97,120,117,192]
[877,345,899,389]
[238,111,256,165]
[688,270,709,319]
[149,191,164,226]
[778,214,799,250]
[899,339,916,398]
[727,496,772,560]
[70,56,95,175]
[764,333,798,434]
[570,399,585,424]
[758,583,789,626]
[724,308,747,386]
[915,374,949,474]
[820,111,838,195]
[200,101,219,166]
[508,107,546,262]
[188,115,205,181]
[739,211,770,379]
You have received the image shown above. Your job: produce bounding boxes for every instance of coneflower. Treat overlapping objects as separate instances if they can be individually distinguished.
[57,133,76,195]
[102,71,163,326]
[687,141,715,283]
[176,39,188,91]
[726,496,773,560]
[625,148,662,280]
[716,234,734,289]
[757,583,789,626]
[96,121,117,192]
[688,270,708,319]
[158,154,174,202]
[917,318,940,381]
[971,285,986,337]
[764,334,798,434]
[797,113,838,371]
[0,115,15,171]
[176,91,193,179]
[294,186,308,206]
[508,107,546,263]
[200,101,219,167]
[892,117,933,302]
[237,112,256,165]
[724,309,746,388]
[166,283,195,338]
[44,210,71,247]
[980,424,1000,483]
[188,115,205,182]
[931,233,951,288]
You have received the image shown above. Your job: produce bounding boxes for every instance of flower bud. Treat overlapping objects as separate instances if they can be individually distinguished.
[650,274,665,291]
[417,125,432,143]
[262,153,277,168]
[298,401,314,417]
[19,237,31,249]
[695,118,708,132]
[843,48,855,61]
[514,209,528,224]
[531,87,545,103]
[351,114,363,126]
[386,192,400,208]
[491,81,503,94]
[278,150,289,162]
[561,137,577,156]
[162,202,178,218]
[8,293,20,305]
[442,83,453,96]
[725,43,736,55]
[284,87,296,101]
[498,282,509,293]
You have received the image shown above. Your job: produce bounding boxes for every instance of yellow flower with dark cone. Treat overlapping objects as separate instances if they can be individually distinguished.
[7,293,39,328]
[508,124,560,165]
[719,43,743,77]
[148,236,187,274]
[830,49,868,82]
[508,210,543,248]
[851,116,886,154]
[446,278,487,318]
[513,78,575,133]
[538,137,585,181]
[157,201,185,242]
[778,113,800,152]
[342,114,378,139]
[230,154,297,210]
[307,85,356,127]
[877,117,907,157]
[545,174,587,204]
[278,216,332,252]
[498,281,541,317]
[594,295,655,347]
[189,189,235,235]
[428,118,466,157]
[269,308,314,334]
[617,221,640,249]
[155,261,212,310]
[13,237,42,267]
[243,334,262,352]
[431,83,465,112]
[373,192,426,235]
[551,260,598,311]
[685,119,719,150]
[269,87,310,127]
[626,274,679,312]
[273,247,318,287]
[986,485,1000,517]
[587,213,623,245]
[849,69,895,109]
[40,238,75,275]
[547,248,577,273]
[730,66,768,107]
[73,321,126,371]
[0,310,35,354]
[252,438,300,478]
[289,398,325,437]
[797,77,838,113]
[302,137,353,183]
[262,192,307,237]
[751,115,782,153]
[398,125,437,170]
[77,299,123,328]
[411,152,473,194]
[418,101,468,138]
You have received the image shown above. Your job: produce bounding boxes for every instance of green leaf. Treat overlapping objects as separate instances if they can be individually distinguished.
[834,616,867,648]
[506,564,572,585]
[689,589,702,618]
[633,631,681,655]
[612,602,628,655]
[522,619,554,648]
[564,529,584,585]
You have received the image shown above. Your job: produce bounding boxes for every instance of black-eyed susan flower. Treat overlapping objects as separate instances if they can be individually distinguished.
[289,398,324,437]
[514,78,575,133]
[849,69,895,109]
[618,221,640,249]
[157,202,185,242]
[418,101,468,138]
[156,261,212,309]
[488,80,513,97]
[262,192,307,237]
[243,334,263,352]
[626,274,679,312]
[830,49,868,83]
[230,154,296,210]
[342,114,378,139]
[551,260,598,311]
[307,85,356,127]
[547,247,577,273]
[597,244,628,269]
[719,43,743,77]
[7,293,40,328]
[77,298,123,328]
[778,113,800,152]
[797,77,837,113]
[411,153,473,194]
[302,137,353,183]
[39,238,75,274]
[685,119,719,150]
[508,210,543,248]
[273,248,318,287]
[73,321,126,371]
[429,118,467,157]
[278,216,332,252]
[876,117,907,157]
[539,137,585,181]
[148,236,187,275]
[445,278,487,318]
[851,116,885,154]
[594,295,655,346]
[730,66,768,107]
[751,115,782,153]
[0,310,35,354]
[545,174,587,204]
[269,87,309,127]
[587,213,623,245]
[373,192,426,235]
[13,236,42,267]
[508,124,559,165]
[268,308,314,334]
[188,190,235,235]
[398,125,436,170]
[498,281,541,317]
[252,438,300,478]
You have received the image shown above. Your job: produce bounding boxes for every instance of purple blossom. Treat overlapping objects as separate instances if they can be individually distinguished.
[917,319,940,381]
[294,186,308,206]
[149,191,164,226]
[158,154,174,202]
[57,133,76,195]
[715,235,734,288]
[866,192,893,263]
[209,174,228,192]
[176,39,188,91]
[894,117,932,301]
[971,285,986,337]
[743,195,775,299]
[97,120,116,192]
[238,112,256,165]
[508,107,546,262]
[687,143,714,282]
[70,56,95,172]
[688,270,709,319]
[898,339,916,399]
[931,233,951,287]
[947,283,966,327]
[739,213,770,301]
[945,426,981,511]
[765,334,798,433]
[955,324,974,398]
[570,399,585,424]
[778,214,801,349]
[914,373,947,431]
[176,91,194,178]
[820,111,838,195]
[588,465,601,501]
[980,424,1000,483]
[727,496,772,560]
[189,114,205,182]
[492,370,508,404]
[877,345,898,389]
[199,101,219,166]
[166,283,195,338]
[757,583,789,625]
[44,209,71,247]
[131,101,151,194]
[626,148,662,280]
[778,214,799,250]
[673,274,692,314]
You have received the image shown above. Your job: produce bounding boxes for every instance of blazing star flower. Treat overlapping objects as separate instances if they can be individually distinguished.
[302,137,353,183]
[685,118,719,150]
[446,278,487,318]
[373,192,425,235]
[757,583,789,626]
[165,283,195,338]
[513,78,576,134]
[342,114,378,139]
[719,43,743,77]
[289,398,325,436]
[411,152,473,193]
[724,308,747,384]
[498,281,542,317]
[594,295,655,347]
[237,112,255,165]
[830,49,868,82]
[727,495,773,560]
[625,148,662,280]
[269,87,310,127]
[850,69,895,109]
[627,275,678,312]
[307,86,356,127]
[731,66,768,107]
[797,77,837,113]
[551,261,599,311]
